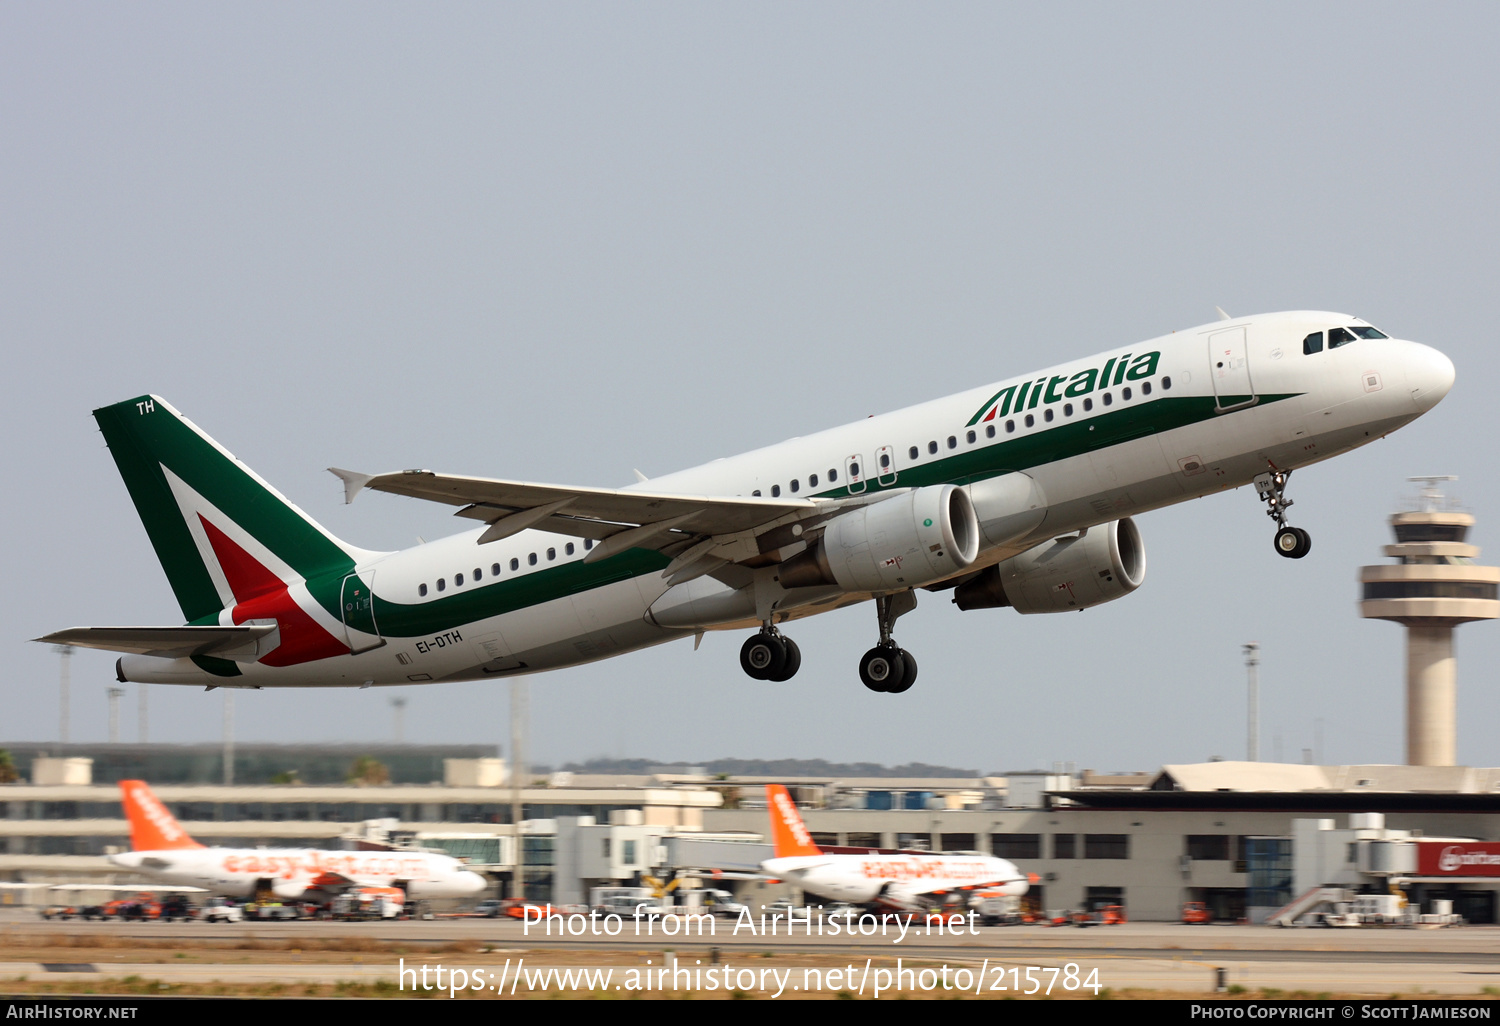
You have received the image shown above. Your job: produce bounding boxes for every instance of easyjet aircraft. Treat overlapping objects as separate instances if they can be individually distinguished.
[759,784,1031,909]
[40,311,1452,693]
[106,780,487,901]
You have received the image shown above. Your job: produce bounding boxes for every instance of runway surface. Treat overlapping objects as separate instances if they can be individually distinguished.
[4,914,1499,997]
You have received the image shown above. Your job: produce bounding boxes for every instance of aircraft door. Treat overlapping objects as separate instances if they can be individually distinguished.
[875,445,897,486]
[1208,327,1256,411]
[340,571,385,653]
[845,454,866,494]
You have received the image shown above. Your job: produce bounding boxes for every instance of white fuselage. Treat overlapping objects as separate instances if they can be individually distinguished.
[762,853,1029,907]
[120,311,1454,687]
[107,846,487,901]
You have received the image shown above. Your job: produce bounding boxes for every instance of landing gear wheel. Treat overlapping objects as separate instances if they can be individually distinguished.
[860,645,907,693]
[767,637,801,682]
[740,633,787,680]
[1274,526,1311,559]
[886,649,918,693]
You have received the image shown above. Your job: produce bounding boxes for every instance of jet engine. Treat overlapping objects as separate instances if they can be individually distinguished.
[778,485,980,593]
[953,518,1145,613]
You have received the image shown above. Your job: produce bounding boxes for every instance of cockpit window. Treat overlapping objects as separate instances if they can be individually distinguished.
[1328,327,1356,349]
[1303,331,1324,355]
[1349,326,1388,340]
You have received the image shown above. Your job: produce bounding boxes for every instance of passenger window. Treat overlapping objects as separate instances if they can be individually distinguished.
[947,435,957,449]
[1043,409,1054,422]
[879,453,891,468]
[771,484,781,497]
[828,468,838,482]
[547,547,556,561]
[437,579,446,593]
[1063,403,1073,417]
[510,558,519,571]
[1162,376,1172,389]
[1005,420,1015,433]
[966,430,976,443]
[1142,381,1151,395]
[1103,392,1113,406]
[1083,398,1093,411]
[790,479,800,493]
[752,489,761,497]
[455,573,464,586]
[985,425,995,438]
[928,441,938,455]
[1303,331,1324,354]
[419,583,428,597]
[809,473,818,487]
[848,462,859,477]
[1123,386,1132,400]
[1024,414,1034,428]
[909,446,919,460]
[584,539,593,550]
[565,542,575,556]
[528,553,537,566]
[492,563,501,576]
[1329,327,1355,348]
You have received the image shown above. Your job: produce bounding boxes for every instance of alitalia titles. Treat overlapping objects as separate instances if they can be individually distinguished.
[968,350,1162,426]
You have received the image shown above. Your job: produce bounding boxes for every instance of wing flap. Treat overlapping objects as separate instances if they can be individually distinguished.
[36,625,278,659]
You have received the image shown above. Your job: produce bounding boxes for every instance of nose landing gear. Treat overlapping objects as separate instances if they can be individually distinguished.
[1256,469,1312,559]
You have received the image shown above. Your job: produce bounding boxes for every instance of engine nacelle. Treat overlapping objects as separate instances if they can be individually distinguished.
[953,518,1145,613]
[778,485,980,592]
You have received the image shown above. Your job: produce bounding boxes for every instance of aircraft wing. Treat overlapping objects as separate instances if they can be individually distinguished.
[35,625,278,659]
[330,468,841,575]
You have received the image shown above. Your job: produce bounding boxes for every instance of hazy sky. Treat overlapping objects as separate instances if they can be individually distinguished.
[4,3,1499,774]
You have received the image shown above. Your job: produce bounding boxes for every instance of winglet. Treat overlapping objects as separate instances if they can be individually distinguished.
[119,780,204,851]
[766,785,821,858]
[328,467,375,505]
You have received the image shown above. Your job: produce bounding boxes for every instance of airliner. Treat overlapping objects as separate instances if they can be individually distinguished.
[40,311,1453,693]
[106,780,487,902]
[760,784,1031,909]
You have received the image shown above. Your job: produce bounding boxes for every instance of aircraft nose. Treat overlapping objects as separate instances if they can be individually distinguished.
[461,871,486,894]
[1407,343,1456,412]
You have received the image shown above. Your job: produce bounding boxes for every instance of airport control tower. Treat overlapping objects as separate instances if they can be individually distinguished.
[1360,478,1499,766]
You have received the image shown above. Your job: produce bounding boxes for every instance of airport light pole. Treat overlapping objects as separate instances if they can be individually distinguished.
[106,687,124,744]
[1244,643,1259,762]
[510,679,528,900]
[53,644,71,746]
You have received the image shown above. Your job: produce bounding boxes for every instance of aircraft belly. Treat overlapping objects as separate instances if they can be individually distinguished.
[461,576,683,676]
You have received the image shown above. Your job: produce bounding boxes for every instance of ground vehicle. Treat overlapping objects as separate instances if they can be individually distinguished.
[1182,901,1212,925]
[331,887,404,920]
[197,897,243,923]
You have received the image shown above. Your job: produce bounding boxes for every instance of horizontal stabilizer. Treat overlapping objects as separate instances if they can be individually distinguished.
[36,625,278,659]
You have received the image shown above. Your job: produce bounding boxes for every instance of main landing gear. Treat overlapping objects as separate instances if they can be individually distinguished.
[1255,468,1312,559]
[859,592,918,694]
[740,627,801,682]
[738,590,922,693]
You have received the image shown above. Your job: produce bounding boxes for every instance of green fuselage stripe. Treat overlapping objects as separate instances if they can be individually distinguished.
[360,392,1299,642]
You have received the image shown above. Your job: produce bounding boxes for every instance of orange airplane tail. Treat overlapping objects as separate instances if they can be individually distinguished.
[119,780,203,851]
[766,785,822,858]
